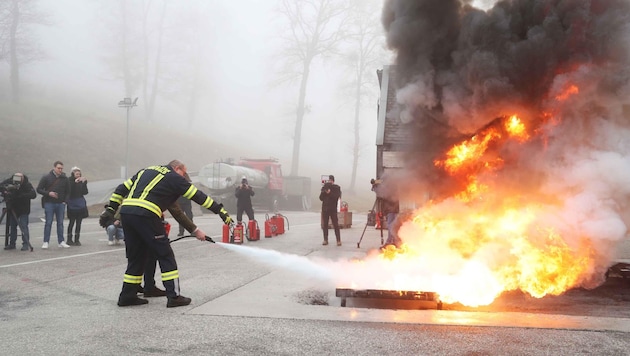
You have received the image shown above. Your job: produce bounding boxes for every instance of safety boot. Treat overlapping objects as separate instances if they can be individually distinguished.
[167,295,191,308]
[118,283,149,307]
[144,286,167,298]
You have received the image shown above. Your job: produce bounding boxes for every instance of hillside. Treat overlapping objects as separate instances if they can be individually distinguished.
[0,102,247,180]
[0,102,376,212]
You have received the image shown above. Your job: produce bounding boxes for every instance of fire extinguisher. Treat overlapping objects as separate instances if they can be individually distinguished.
[247,220,260,241]
[272,214,289,235]
[222,224,230,243]
[233,222,244,244]
[163,221,171,237]
[264,213,276,238]
[340,201,348,212]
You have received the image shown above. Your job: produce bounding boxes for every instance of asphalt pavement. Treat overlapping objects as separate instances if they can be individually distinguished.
[2,207,630,355]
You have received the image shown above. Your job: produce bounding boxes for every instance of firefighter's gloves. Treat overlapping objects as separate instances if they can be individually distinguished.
[99,206,116,228]
[219,207,233,225]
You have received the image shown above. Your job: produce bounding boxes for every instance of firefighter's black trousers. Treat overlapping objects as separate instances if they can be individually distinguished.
[119,214,180,300]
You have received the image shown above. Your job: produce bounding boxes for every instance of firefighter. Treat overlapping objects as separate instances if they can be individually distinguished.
[100,160,233,308]
[141,202,199,298]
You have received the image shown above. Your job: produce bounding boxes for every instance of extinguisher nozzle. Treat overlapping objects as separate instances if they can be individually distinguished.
[205,236,215,243]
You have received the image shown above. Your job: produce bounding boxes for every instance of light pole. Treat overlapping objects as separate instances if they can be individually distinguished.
[118,97,138,178]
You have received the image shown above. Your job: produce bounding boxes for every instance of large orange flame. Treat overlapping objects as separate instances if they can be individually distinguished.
[362,109,603,307]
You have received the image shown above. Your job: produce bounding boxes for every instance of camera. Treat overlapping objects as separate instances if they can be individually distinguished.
[0,183,18,202]
[370,178,382,191]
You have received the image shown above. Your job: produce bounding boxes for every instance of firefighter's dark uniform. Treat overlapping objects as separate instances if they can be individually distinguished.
[105,164,229,306]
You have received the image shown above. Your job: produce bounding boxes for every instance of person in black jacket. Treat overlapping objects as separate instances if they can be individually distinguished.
[319,175,342,246]
[176,172,194,237]
[100,159,232,308]
[37,161,71,249]
[234,177,255,224]
[1,173,36,251]
[66,166,89,246]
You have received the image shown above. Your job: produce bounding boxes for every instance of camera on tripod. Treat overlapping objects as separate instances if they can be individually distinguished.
[0,183,18,203]
[370,178,382,191]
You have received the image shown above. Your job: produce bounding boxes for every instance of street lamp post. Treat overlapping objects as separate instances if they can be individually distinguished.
[118,97,138,178]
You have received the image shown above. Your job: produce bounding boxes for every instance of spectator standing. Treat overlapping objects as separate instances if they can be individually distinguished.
[1,173,36,251]
[37,161,71,249]
[319,175,342,246]
[176,173,194,237]
[234,177,255,224]
[66,166,88,246]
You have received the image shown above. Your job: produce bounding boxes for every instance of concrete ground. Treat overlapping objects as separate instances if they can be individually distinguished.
[2,209,630,355]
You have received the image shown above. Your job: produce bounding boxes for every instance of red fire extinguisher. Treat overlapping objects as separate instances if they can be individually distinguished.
[272,214,289,235]
[247,220,260,241]
[163,221,171,237]
[233,222,244,244]
[222,224,230,243]
[264,214,276,238]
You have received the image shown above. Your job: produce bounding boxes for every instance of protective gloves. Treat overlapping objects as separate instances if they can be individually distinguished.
[99,206,115,228]
[218,206,233,225]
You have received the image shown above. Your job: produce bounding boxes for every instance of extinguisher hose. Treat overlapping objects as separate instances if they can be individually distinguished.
[169,235,216,244]
[282,214,289,231]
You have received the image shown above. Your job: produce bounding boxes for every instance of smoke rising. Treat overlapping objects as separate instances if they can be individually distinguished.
[379,0,630,294]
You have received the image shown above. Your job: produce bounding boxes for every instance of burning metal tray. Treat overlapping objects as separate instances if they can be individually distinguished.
[335,288,443,310]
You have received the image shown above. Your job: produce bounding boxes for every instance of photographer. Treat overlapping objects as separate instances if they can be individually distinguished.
[234,177,255,224]
[2,173,36,251]
[319,175,342,246]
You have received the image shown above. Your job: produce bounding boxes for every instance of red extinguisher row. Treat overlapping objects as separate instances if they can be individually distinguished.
[222,214,289,244]
[264,213,289,238]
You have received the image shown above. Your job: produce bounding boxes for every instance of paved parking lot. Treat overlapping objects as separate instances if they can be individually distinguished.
[2,210,630,355]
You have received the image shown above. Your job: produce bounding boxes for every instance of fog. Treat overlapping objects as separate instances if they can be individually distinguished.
[1,0,390,189]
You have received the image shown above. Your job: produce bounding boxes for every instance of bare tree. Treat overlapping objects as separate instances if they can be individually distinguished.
[0,0,48,104]
[99,0,212,126]
[100,0,143,99]
[341,0,389,193]
[144,0,167,122]
[275,0,351,176]
[157,1,217,129]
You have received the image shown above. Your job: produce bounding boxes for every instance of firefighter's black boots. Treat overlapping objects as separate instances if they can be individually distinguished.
[167,295,191,308]
[118,283,149,307]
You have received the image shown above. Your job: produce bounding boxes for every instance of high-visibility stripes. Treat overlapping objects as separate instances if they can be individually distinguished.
[122,198,162,217]
[201,196,214,209]
[162,270,179,281]
[140,174,164,200]
[183,185,197,199]
[127,170,145,199]
[123,274,143,284]
[123,178,133,190]
[111,193,123,205]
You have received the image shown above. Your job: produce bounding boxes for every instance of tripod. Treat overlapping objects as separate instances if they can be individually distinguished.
[1,204,33,251]
[356,197,384,248]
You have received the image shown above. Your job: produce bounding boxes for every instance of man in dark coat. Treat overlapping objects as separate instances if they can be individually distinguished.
[2,173,36,251]
[319,175,342,246]
[234,177,255,224]
[37,161,71,249]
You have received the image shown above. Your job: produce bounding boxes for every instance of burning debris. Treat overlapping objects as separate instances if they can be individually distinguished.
[347,0,630,306]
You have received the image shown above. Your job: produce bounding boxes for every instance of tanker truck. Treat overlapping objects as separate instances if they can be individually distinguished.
[197,158,311,213]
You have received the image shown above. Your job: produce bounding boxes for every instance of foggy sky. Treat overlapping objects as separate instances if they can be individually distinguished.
[0,0,384,188]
